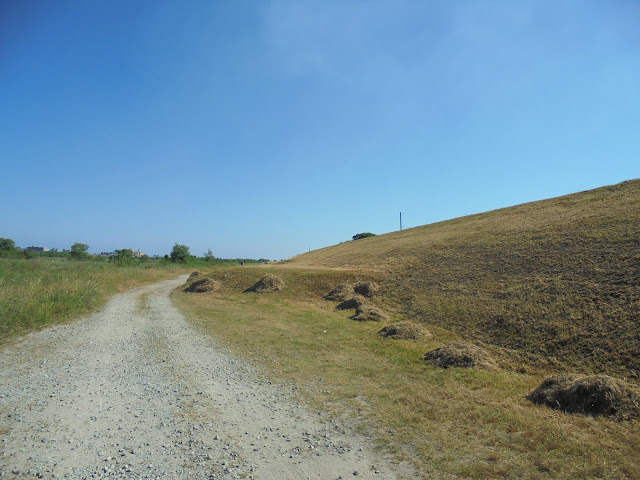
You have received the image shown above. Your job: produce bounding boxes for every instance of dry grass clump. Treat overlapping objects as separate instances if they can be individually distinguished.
[527,374,640,420]
[351,305,388,322]
[187,271,202,282]
[424,342,498,370]
[354,281,378,298]
[336,295,367,310]
[324,284,355,302]
[244,274,285,293]
[378,321,431,340]
[184,277,220,293]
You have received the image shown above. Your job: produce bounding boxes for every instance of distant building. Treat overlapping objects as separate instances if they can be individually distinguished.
[99,252,116,257]
[25,246,49,252]
[133,249,144,258]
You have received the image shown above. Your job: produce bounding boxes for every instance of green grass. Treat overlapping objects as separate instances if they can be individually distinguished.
[0,257,190,340]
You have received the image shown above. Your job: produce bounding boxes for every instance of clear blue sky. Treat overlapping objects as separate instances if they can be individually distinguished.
[1,1,638,259]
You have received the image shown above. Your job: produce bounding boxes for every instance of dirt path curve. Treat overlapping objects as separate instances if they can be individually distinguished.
[0,276,408,480]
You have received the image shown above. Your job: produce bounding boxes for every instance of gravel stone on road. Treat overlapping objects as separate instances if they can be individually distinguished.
[0,276,408,479]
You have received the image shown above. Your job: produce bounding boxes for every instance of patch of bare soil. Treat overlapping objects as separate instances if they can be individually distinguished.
[378,321,431,340]
[244,274,285,293]
[527,374,640,420]
[423,342,498,370]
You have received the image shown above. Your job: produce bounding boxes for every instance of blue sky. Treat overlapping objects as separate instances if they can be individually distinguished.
[1,1,638,259]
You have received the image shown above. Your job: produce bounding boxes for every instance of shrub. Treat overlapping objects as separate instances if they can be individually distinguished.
[352,232,376,241]
[170,243,191,263]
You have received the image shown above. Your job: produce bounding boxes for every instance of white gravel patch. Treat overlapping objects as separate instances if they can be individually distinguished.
[0,276,410,479]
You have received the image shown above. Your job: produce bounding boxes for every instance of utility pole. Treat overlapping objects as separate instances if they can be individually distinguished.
[400,212,403,231]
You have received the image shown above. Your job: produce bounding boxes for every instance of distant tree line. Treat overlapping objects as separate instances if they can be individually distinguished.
[1,237,266,266]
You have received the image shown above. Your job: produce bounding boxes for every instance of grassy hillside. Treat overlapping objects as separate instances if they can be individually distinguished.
[286,179,640,377]
[174,180,639,478]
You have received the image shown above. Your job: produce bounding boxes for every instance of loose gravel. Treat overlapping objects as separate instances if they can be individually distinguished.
[0,276,408,479]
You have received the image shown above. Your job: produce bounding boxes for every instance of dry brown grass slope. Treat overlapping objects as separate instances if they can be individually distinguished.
[285,179,640,377]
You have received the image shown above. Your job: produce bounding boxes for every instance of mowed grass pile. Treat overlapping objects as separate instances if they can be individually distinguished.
[286,179,640,377]
[0,258,188,340]
[175,265,640,479]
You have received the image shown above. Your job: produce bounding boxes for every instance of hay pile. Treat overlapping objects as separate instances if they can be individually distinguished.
[336,295,367,310]
[354,282,379,298]
[324,284,355,302]
[527,374,640,420]
[184,277,220,293]
[424,342,498,370]
[352,305,388,322]
[244,274,285,293]
[328,282,388,322]
[378,321,431,340]
[187,271,201,282]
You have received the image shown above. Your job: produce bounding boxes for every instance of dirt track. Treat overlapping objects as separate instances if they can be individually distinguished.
[0,276,407,479]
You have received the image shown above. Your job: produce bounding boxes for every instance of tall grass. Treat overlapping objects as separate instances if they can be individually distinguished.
[0,258,188,340]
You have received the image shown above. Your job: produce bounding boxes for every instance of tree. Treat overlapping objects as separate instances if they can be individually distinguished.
[70,242,89,260]
[0,238,17,257]
[111,248,135,265]
[203,249,215,261]
[170,243,190,263]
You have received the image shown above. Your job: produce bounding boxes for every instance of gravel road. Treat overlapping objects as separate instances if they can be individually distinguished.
[0,276,408,479]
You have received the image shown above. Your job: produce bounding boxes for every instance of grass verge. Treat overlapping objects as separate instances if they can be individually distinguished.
[0,258,190,341]
[174,266,640,480]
